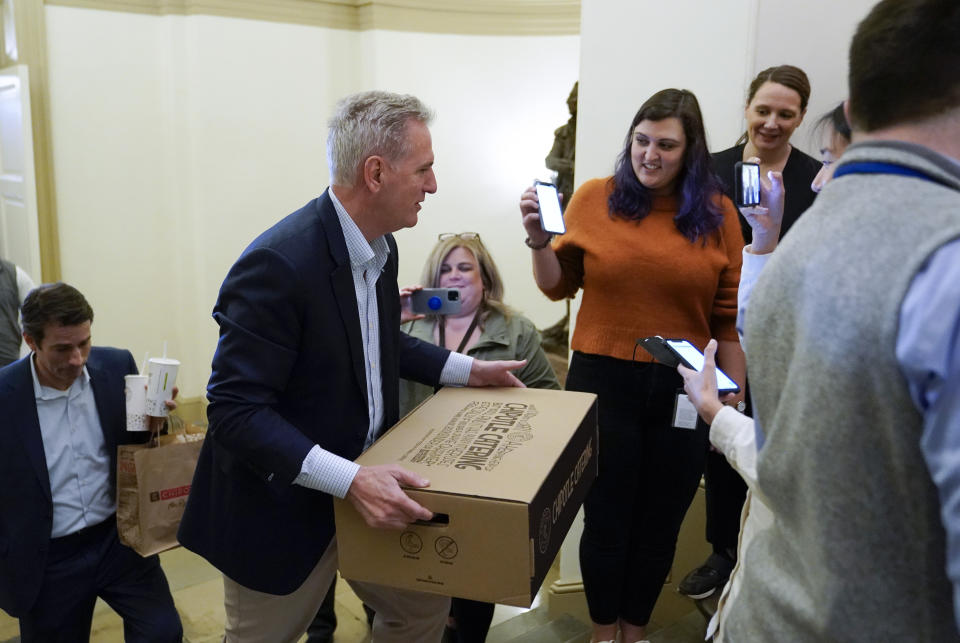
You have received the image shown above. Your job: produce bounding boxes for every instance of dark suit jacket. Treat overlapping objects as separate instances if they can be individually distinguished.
[178,190,449,595]
[0,347,141,617]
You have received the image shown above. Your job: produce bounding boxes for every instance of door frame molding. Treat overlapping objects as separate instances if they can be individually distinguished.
[3,0,58,282]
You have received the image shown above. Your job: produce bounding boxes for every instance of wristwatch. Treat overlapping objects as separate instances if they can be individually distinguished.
[736,400,746,413]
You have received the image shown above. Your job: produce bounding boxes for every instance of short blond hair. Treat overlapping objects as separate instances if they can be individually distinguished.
[420,235,508,320]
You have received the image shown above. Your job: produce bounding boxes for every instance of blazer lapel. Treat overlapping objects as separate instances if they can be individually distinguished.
[86,357,118,469]
[317,190,368,398]
[376,234,400,425]
[7,358,53,502]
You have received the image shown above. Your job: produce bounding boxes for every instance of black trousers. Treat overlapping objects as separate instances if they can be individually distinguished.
[19,516,182,643]
[566,352,708,626]
[450,597,495,642]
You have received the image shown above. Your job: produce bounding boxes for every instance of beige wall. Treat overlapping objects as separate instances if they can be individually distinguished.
[43,0,876,402]
[753,0,877,152]
[577,0,876,180]
[45,5,578,398]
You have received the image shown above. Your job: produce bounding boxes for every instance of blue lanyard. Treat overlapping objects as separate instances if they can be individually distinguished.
[833,161,951,188]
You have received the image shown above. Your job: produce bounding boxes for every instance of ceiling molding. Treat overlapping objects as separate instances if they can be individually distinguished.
[44,0,580,35]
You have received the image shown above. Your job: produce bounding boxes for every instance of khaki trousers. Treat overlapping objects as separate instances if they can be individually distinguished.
[222,538,449,643]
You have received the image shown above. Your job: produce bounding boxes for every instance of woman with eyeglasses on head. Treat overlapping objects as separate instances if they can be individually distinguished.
[519,88,745,643]
[399,231,560,643]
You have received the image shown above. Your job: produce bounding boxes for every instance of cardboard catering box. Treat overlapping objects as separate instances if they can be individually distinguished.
[334,386,598,607]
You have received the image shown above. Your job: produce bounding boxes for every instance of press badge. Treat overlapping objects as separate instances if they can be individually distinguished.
[673,391,698,429]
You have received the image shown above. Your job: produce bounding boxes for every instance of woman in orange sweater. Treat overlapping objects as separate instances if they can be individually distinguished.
[518,88,745,643]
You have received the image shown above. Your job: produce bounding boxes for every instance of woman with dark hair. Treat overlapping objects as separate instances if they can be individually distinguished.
[680,65,822,602]
[677,102,853,642]
[811,102,852,192]
[518,88,745,643]
[713,65,821,242]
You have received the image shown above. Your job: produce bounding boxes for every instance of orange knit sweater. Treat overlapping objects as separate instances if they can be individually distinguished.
[543,177,744,362]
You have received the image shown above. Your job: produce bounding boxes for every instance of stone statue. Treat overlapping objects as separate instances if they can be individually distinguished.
[539,81,578,362]
[545,81,577,211]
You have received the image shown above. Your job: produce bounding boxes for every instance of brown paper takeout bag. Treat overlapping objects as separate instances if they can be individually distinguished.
[117,416,204,557]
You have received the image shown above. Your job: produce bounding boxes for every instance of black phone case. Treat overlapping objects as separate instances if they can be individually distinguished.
[637,336,682,368]
[637,336,740,394]
[734,161,761,207]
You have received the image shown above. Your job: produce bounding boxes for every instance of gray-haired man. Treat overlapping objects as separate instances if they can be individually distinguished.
[179,91,526,642]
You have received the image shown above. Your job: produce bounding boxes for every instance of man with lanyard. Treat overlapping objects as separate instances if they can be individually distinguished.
[720,0,960,640]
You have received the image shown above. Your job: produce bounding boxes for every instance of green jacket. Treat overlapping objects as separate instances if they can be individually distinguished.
[400,308,561,416]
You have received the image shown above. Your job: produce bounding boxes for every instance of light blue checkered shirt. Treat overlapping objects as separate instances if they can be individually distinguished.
[294,188,473,498]
[31,358,115,537]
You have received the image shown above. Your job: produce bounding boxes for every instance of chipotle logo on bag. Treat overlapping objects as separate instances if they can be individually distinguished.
[149,484,191,502]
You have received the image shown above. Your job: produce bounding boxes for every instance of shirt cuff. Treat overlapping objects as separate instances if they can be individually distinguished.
[293,444,361,498]
[440,352,473,386]
[709,406,758,486]
[742,244,772,277]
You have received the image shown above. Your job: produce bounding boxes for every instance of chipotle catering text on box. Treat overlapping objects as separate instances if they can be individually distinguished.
[334,386,598,607]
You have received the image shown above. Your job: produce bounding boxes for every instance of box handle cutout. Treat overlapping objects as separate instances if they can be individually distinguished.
[413,513,450,527]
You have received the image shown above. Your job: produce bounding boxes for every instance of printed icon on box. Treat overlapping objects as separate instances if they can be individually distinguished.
[435,536,458,560]
[401,531,423,554]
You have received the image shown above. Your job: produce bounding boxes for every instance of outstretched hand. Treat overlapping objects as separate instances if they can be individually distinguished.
[739,156,785,255]
[468,359,527,388]
[346,464,434,530]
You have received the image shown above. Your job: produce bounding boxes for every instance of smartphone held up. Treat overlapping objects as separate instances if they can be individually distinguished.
[534,180,566,235]
[734,161,761,208]
[410,288,462,315]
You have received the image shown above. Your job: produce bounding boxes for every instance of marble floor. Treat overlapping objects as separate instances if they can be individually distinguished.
[0,546,709,642]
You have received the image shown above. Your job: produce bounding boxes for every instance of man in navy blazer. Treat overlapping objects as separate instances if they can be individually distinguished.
[178,91,526,642]
[0,283,182,642]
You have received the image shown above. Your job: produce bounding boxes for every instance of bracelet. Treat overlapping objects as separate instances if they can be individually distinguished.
[524,235,553,250]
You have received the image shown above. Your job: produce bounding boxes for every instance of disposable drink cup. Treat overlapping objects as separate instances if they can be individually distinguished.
[145,357,180,417]
[124,374,149,431]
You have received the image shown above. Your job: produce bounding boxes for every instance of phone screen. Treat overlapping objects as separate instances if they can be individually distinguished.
[535,181,566,234]
[666,339,740,392]
[736,162,761,207]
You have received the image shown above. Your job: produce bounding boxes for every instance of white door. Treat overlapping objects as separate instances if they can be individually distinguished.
[0,64,40,283]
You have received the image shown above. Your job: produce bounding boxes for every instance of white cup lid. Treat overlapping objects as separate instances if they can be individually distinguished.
[148,357,180,366]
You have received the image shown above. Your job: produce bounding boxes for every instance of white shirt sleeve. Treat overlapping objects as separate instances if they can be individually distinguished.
[15,266,35,357]
[292,352,473,498]
[439,351,473,386]
[293,444,361,498]
[709,405,759,489]
[736,245,772,348]
[15,265,35,302]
